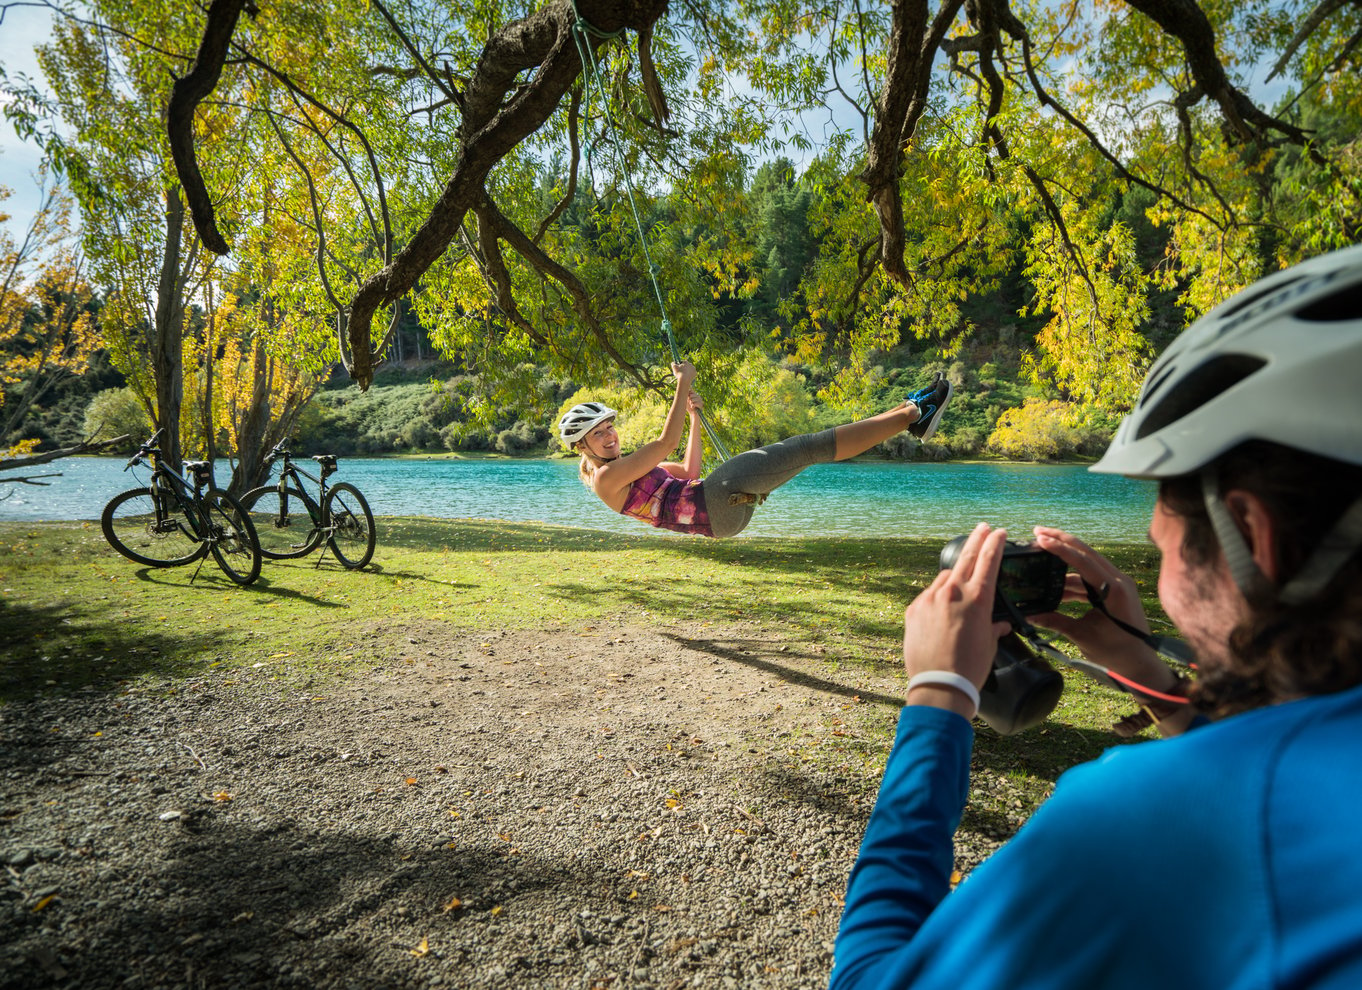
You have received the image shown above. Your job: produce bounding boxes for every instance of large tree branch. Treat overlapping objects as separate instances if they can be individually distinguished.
[476,195,649,389]
[473,199,551,347]
[864,0,966,285]
[166,0,256,255]
[344,0,667,386]
[1120,0,1310,145]
[169,0,667,388]
[0,435,131,474]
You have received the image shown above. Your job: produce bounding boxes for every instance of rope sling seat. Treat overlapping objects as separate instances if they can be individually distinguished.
[568,3,735,467]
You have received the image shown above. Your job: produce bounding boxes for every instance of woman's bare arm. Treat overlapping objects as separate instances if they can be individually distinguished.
[660,391,704,479]
[592,363,697,501]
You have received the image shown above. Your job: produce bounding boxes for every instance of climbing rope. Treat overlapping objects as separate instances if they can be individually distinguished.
[569,5,732,460]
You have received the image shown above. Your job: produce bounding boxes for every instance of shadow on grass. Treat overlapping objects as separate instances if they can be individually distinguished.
[972,718,1129,783]
[123,563,345,607]
[0,597,231,703]
[570,575,911,653]
[378,517,941,574]
[662,631,903,709]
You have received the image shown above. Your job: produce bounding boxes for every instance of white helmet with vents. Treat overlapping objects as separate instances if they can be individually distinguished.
[558,402,617,444]
[1092,242,1362,480]
[1092,243,1362,603]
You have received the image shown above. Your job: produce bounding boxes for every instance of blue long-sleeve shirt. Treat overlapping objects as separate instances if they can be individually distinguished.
[832,684,1362,989]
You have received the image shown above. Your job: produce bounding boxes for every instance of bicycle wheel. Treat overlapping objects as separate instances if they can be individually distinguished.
[203,491,262,586]
[240,484,322,559]
[101,487,206,567]
[324,482,375,569]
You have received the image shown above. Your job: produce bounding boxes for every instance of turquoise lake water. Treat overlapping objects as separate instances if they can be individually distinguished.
[0,456,1156,542]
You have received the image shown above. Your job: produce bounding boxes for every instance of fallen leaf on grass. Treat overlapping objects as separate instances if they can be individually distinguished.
[410,937,429,957]
[442,897,463,913]
[32,894,57,912]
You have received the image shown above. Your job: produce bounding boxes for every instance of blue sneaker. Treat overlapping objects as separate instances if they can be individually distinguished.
[907,373,953,442]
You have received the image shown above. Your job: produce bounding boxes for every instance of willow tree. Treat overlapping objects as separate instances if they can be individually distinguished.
[29,6,342,484]
[97,0,1362,413]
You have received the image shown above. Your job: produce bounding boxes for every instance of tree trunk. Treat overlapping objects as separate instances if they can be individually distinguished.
[229,337,274,495]
[203,282,217,464]
[153,186,187,470]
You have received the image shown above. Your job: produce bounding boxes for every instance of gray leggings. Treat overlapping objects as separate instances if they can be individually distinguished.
[702,428,838,537]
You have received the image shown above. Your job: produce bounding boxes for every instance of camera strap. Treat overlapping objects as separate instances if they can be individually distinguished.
[993,590,1193,706]
[1079,580,1196,667]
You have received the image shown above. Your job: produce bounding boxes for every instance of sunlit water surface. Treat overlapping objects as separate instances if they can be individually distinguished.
[1,457,1156,543]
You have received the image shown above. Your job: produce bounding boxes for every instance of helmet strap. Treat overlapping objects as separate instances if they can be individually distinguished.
[1201,469,1273,600]
[576,441,617,465]
[1278,496,1362,606]
[1202,470,1362,606]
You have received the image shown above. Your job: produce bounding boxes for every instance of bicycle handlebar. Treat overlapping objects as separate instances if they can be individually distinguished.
[125,428,167,470]
[264,437,295,467]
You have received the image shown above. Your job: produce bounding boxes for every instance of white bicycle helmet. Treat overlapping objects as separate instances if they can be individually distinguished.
[558,402,617,444]
[1092,242,1362,602]
[1092,242,1362,480]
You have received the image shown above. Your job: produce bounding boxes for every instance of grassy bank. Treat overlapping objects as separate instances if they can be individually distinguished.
[1,517,1170,819]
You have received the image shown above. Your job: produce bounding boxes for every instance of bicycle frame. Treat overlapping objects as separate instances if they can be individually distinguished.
[245,440,373,569]
[271,454,334,517]
[143,453,219,540]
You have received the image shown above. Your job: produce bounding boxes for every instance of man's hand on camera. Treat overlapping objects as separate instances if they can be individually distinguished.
[1028,526,1174,689]
[903,523,1013,718]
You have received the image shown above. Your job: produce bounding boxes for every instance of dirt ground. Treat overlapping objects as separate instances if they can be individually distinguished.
[4,617,1003,989]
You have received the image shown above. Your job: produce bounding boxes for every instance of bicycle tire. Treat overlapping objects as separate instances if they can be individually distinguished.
[101,487,206,567]
[204,490,262,586]
[324,482,376,569]
[240,484,323,559]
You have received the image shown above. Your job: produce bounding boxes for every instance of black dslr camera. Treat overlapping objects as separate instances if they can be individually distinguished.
[939,535,1069,734]
[939,535,1068,620]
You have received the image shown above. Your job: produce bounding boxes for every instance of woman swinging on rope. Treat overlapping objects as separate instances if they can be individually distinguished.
[560,361,953,538]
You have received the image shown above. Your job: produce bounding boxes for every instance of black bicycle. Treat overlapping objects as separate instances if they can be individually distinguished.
[239,440,375,569]
[101,429,262,586]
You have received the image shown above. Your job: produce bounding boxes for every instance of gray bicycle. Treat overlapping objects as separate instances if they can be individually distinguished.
[101,429,262,586]
[239,440,375,569]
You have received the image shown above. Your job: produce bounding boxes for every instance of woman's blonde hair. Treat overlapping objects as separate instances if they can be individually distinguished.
[576,445,611,488]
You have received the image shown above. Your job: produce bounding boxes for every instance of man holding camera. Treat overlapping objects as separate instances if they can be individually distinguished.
[831,244,1362,989]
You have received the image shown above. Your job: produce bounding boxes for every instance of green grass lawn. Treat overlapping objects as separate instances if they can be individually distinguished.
[0,516,1174,825]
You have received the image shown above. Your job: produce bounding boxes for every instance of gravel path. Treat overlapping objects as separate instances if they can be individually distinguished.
[2,620,1008,989]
